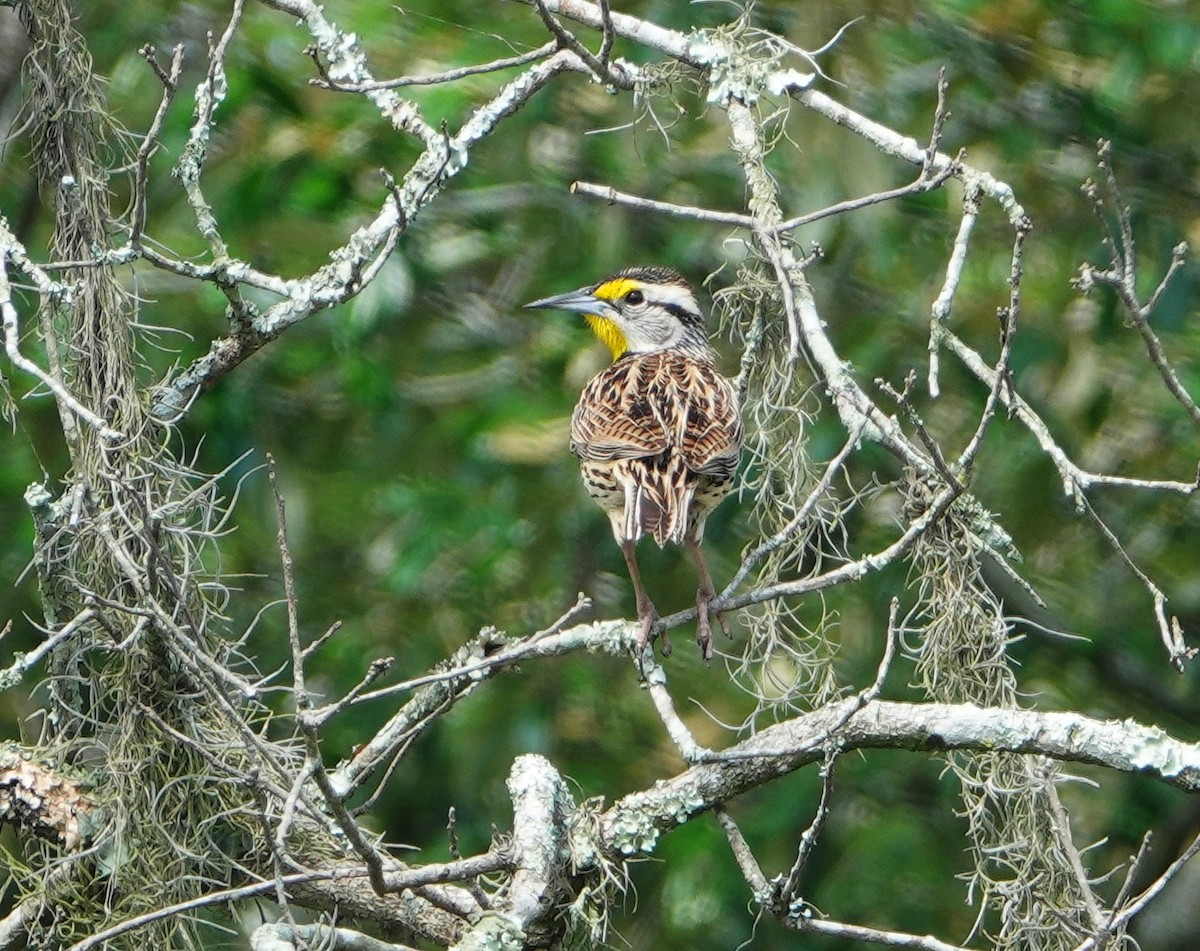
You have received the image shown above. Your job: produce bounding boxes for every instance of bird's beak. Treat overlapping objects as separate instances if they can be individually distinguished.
[523,286,617,318]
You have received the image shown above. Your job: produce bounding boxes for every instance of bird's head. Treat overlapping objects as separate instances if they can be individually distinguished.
[524,265,711,361]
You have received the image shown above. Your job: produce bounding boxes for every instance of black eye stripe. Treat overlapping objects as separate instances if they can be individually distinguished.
[660,301,700,324]
[618,291,701,325]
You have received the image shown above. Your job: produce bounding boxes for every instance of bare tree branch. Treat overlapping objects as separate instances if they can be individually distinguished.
[598,699,1200,859]
[1075,141,1200,432]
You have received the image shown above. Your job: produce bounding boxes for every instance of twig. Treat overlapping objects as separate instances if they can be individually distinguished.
[299,713,393,893]
[525,591,593,642]
[381,850,510,893]
[331,500,945,750]
[641,655,712,763]
[1074,491,1193,669]
[708,483,960,618]
[448,808,494,910]
[273,758,316,857]
[723,418,867,595]
[312,42,556,91]
[267,454,308,708]
[596,0,615,65]
[570,180,756,226]
[301,619,344,663]
[330,630,514,796]
[877,371,960,489]
[715,806,768,893]
[1043,765,1105,931]
[1111,832,1154,912]
[941,328,1199,496]
[130,44,184,248]
[923,68,951,172]
[929,181,981,397]
[793,916,975,950]
[0,257,121,440]
[953,221,1029,477]
[1074,141,1200,433]
[531,0,633,89]
[574,168,959,237]
[508,0,692,64]
[176,0,245,260]
[309,658,395,725]
[257,485,957,728]
[771,163,958,235]
[775,750,838,906]
[756,227,803,360]
[794,85,1027,228]
[0,609,96,690]
[1070,826,1200,951]
[62,864,421,951]
[265,0,438,145]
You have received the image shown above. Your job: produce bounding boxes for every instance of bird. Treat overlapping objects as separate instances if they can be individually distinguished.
[525,265,742,662]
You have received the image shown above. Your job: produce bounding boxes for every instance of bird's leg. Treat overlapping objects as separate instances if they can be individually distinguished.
[621,539,668,657]
[688,541,729,663]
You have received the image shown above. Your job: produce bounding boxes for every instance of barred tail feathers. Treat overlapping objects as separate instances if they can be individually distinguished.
[620,458,695,547]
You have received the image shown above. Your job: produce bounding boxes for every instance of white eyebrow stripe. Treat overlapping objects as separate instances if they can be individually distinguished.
[645,283,700,317]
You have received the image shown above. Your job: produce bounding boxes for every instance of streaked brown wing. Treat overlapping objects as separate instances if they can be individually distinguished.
[677,361,742,479]
[570,358,669,462]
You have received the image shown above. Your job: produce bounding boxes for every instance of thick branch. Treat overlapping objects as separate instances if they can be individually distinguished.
[597,699,1200,859]
[450,755,574,950]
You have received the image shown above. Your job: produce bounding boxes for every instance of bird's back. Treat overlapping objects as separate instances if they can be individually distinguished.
[570,351,741,547]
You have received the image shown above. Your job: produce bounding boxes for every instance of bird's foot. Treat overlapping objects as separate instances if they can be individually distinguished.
[695,596,714,664]
[637,602,668,658]
[695,587,729,664]
[633,604,666,681]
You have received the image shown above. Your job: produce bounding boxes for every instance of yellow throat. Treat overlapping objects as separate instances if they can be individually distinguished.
[584,313,628,360]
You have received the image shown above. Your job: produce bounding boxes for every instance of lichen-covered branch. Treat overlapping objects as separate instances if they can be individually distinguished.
[596,699,1200,860]
[0,744,94,849]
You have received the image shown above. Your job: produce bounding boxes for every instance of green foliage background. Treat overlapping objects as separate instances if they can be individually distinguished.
[1,0,1199,947]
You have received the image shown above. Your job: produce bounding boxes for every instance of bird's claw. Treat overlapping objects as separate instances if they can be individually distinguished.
[694,584,730,664]
[635,604,669,656]
[695,597,714,664]
[633,607,668,681]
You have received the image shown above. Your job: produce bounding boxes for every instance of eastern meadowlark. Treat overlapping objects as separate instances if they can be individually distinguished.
[525,266,742,661]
